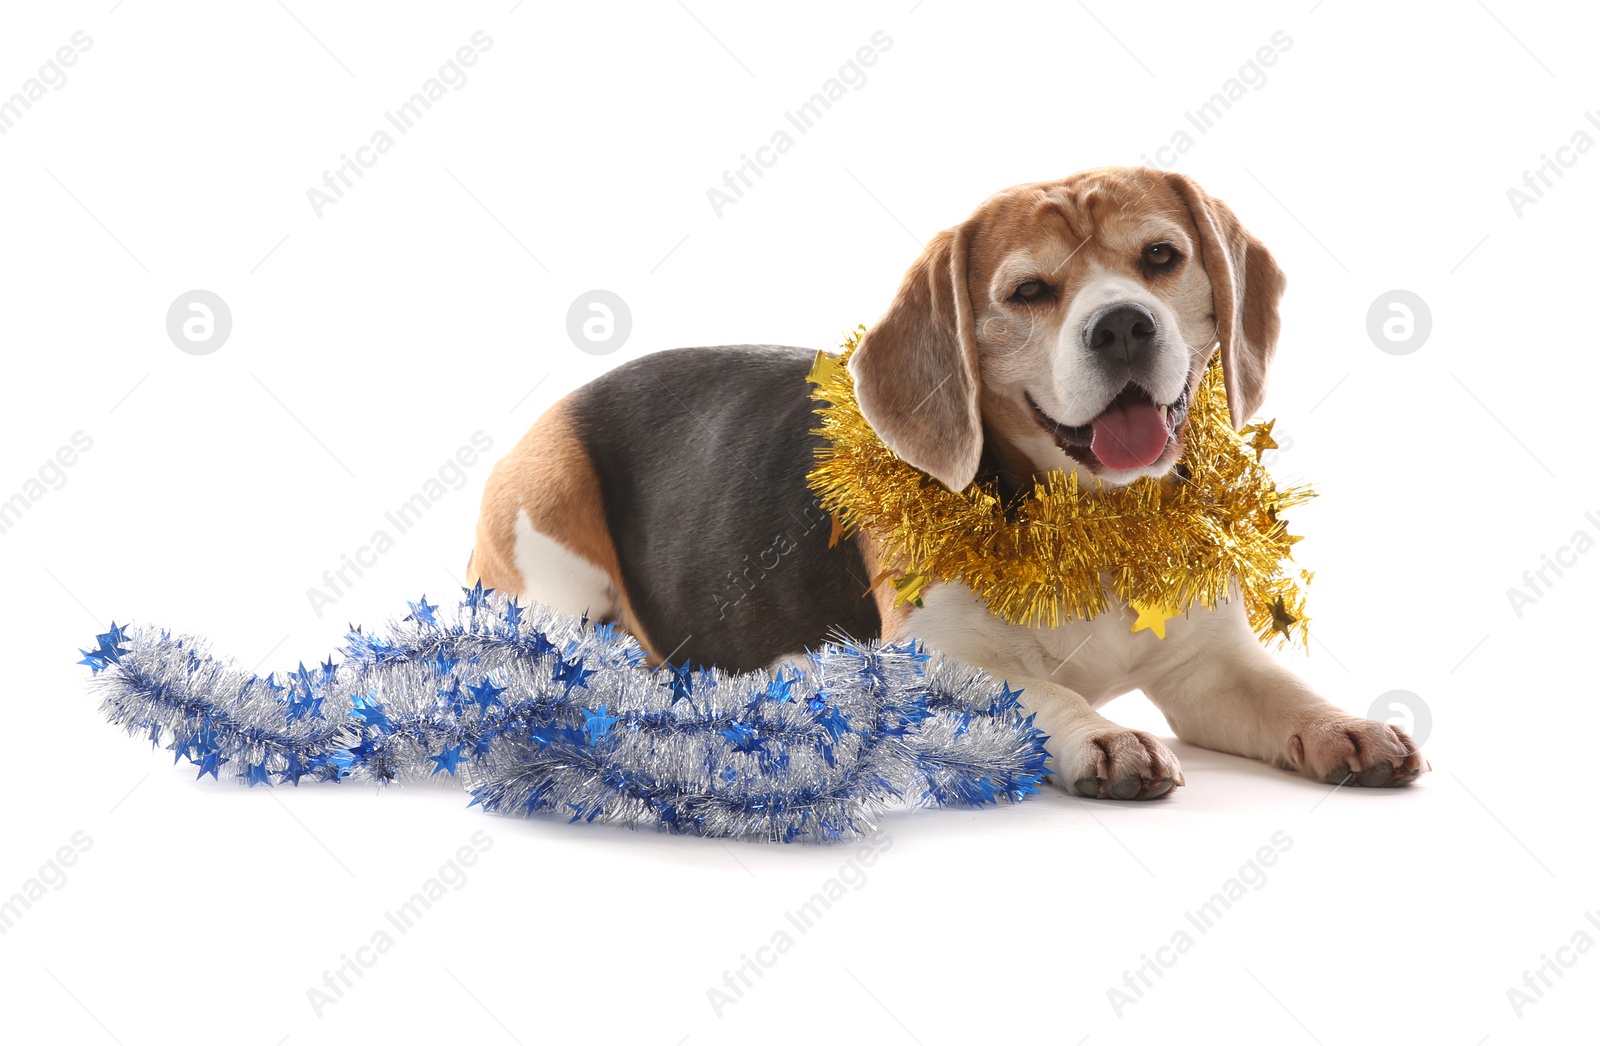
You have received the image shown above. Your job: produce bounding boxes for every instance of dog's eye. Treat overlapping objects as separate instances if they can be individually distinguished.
[1010,279,1054,304]
[1141,242,1180,272]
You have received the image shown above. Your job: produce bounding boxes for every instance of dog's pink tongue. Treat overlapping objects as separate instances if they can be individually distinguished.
[1090,401,1170,471]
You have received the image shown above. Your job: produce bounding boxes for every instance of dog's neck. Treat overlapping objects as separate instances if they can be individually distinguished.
[978,427,1043,501]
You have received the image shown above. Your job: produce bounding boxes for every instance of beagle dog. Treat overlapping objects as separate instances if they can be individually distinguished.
[468,167,1426,800]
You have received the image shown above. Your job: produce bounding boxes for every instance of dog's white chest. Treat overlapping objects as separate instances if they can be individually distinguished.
[900,581,1237,705]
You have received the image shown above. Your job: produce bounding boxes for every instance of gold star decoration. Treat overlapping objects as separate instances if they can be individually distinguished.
[1267,595,1298,638]
[891,572,927,608]
[1240,419,1279,458]
[807,349,842,387]
[1130,600,1182,640]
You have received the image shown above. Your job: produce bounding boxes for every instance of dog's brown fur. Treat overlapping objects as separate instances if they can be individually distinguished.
[851,167,1285,494]
[468,393,658,654]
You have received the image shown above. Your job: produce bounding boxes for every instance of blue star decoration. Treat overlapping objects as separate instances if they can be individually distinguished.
[426,649,460,677]
[525,629,555,658]
[277,752,312,786]
[461,580,494,613]
[666,659,695,702]
[404,596,438,627]
[343,735,380,763]
[721,721,767,753]
[553,658,595,694]
[428,745,466,776]
[320,658,339,684]
[439,677,467,714]
[346,627,399,660]
[76,622,130,674]
[348,692,393,732]
[286,690,324,724]
[815,705,851,742]
[990,682,1026,715]
[467,678,506,713]
[194,750,223,780]
[172,719,224,778]
[284,662,326,723]
[765,671,797,703]
[172,719,222,768]
[244,762,273,788]
[581,704,621,744]
[503,598,525,629]
[169,731,192,764]
[259,672,286,699]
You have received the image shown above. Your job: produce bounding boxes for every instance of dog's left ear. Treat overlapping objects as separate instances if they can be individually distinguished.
[1165,173,1287,428]
[849,225,984,492]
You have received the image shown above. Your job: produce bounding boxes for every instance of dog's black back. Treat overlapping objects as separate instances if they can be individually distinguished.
[571,346,880,671]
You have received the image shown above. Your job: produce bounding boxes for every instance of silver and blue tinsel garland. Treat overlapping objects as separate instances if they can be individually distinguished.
[79,584,1049,843]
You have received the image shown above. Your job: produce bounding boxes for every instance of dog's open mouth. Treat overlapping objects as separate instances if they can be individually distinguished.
[1026,383,1190,473]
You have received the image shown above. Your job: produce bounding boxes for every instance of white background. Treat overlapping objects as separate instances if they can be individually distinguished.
[2,1,1596,1042]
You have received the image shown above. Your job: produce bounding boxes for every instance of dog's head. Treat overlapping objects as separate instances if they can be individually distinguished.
[850,167,1286,490]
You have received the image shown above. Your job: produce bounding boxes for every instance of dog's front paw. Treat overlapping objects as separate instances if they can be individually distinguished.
[1285,716,1426,787]
[1054,727,1184,800]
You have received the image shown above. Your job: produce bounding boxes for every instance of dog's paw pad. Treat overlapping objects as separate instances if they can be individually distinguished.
[1287,717,1425,788]
[1057,728,1183,801]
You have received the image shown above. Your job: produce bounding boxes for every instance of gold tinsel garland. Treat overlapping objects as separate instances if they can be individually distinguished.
[806,327,1315,646]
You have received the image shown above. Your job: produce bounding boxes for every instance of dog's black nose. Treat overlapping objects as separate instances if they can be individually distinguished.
[1085,303,1157,361]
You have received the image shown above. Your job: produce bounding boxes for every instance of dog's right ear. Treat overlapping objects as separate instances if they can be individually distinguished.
[1164,172,1287,428]
[849,226,984,492]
